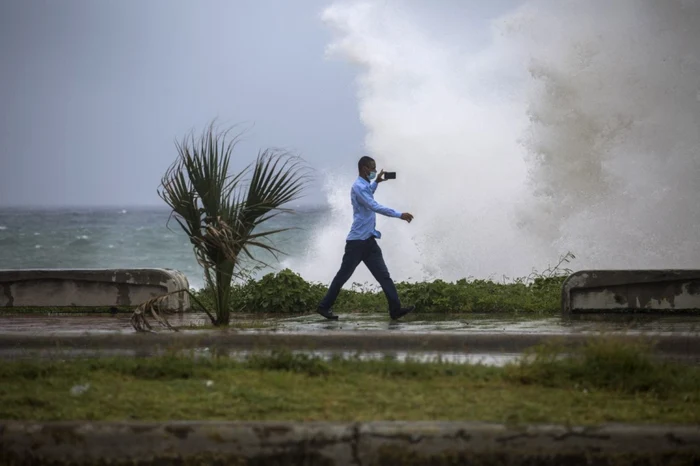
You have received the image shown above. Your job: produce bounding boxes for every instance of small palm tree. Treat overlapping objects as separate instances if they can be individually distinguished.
[132,122,309,329]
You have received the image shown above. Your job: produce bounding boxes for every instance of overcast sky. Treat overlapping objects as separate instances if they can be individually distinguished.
[0,0,519,207]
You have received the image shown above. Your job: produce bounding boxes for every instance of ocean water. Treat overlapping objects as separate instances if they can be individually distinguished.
[0,206,328,290]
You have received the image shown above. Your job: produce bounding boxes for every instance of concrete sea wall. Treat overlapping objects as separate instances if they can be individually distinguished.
[0,268,190,311]
[562,269,700,315]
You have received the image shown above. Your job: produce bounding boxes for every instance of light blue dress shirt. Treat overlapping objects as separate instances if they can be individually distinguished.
[346,176,402,241]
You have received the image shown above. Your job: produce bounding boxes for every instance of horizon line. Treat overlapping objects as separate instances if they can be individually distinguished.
[0,202,330,211]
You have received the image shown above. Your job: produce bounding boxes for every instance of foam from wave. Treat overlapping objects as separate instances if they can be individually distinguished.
[285,0,700,286]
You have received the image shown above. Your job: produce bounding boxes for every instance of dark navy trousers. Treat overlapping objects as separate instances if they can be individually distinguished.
[318,237,401,312]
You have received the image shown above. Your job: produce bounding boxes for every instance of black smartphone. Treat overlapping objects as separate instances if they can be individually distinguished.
[384,172,396,179]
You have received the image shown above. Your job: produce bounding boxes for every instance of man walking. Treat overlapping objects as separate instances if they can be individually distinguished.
[317,156,415,321]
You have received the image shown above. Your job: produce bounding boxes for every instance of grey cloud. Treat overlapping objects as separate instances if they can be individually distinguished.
[0,0,364,207]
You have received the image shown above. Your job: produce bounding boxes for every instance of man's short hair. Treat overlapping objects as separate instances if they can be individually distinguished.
[358,156,375,172]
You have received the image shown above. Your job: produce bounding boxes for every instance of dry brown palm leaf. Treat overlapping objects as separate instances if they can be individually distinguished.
[131,289,216,333]
[130,293,179,333]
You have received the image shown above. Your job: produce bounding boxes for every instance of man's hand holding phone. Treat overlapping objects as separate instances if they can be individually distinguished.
[376,169,397,183]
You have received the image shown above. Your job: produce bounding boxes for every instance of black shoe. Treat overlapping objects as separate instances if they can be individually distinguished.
[390,306,415,321]
[316,307,339,320]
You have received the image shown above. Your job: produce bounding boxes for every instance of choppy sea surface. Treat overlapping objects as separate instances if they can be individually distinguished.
[0,206,328,289]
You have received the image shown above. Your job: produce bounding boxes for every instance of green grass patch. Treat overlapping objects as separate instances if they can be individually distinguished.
[507,338,698,397]
[1,339,698,424]
[192,268,566,316]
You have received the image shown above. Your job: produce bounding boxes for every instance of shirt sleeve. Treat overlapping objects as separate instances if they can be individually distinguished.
[354,183,402,218]
[370,181,378,194]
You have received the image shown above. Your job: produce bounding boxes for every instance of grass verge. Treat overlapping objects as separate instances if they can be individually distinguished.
[0,339,698,424]
[191,268,567,316]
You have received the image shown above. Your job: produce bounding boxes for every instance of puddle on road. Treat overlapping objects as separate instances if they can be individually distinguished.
[3,312,700,365]
[2,346,697,366]
[0,312,699,336]
[0,346,522,366]
[260,313,700,335]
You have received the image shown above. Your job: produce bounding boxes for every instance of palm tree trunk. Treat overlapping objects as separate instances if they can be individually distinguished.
[214,261,234,325]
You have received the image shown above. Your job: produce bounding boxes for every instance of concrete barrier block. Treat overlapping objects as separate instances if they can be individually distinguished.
[562,269,700,316]
[0,268,190,311]
[0,421,356,465]
[357,421,700,464]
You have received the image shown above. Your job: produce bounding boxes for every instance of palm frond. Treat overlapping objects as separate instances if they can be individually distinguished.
[131,121,310,330]
[130,291,183,333]
[131,288,217,332]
